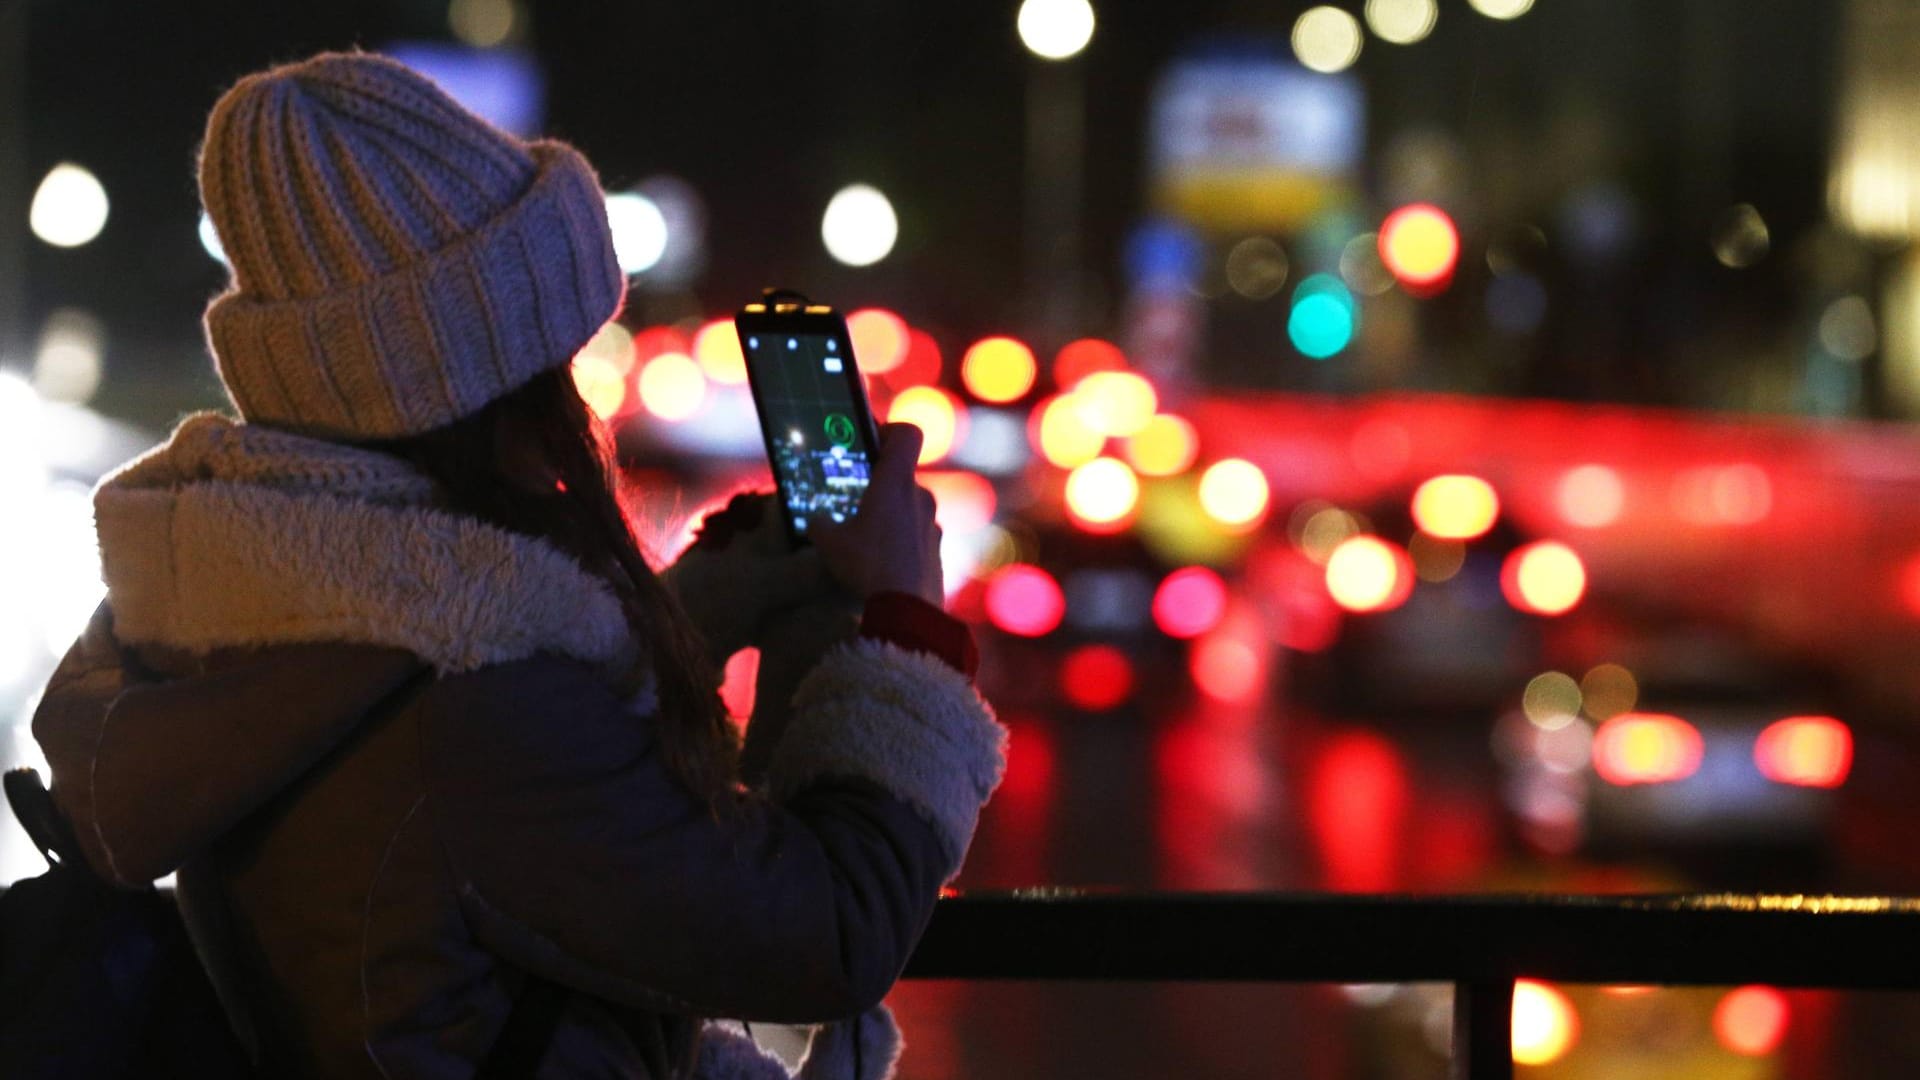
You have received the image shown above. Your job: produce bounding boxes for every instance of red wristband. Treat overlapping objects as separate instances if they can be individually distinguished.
[859,592,979,678]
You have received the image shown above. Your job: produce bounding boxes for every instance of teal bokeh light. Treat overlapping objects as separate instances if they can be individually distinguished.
[1288,273,1358,359]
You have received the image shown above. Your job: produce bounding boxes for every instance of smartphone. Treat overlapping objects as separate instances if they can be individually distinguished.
[735,293,883,545]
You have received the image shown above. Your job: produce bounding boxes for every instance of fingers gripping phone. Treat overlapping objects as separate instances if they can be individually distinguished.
[735,290,883,546]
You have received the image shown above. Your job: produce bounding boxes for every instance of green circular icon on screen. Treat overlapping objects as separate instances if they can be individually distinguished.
[823,413,857,448]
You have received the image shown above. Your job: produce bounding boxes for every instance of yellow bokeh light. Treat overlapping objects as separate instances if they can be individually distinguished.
[1522,672,1583,727]
[1298,506,1361,564]
[691,319,746,385]
[1364,0,1437,44]
[1124,414,1199,477]
[960,336,1038,404]
[889,385,963,464]
[1075,371,1158,437]
[1411,474,1499,540]
[1033,393,1105,469]
[637,351,706,421]
[1325,536,1411,613]
[1380,204,1460,287]
[571,354,626,421]
[1291,6,1363,74]
[1581,663,1638,721]
[1505,541,1587,615]
[1197,458,1270,531]
[1511,980,1578,1065]
[847,308,909,373]
[577,321,635,376]
[1064,457,1140,529]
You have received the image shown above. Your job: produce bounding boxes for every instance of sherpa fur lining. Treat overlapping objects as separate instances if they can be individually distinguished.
[769,638,1005,876]
[93,413,638,677]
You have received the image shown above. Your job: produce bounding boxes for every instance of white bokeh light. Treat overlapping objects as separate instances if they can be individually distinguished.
[605,191,669,275]
[198,211,228,266]
[29,163,110,248]
[1017,0,1096,60]
[1365,0,1438,44]
[1292,7,1364,74]
[821,184,899,268]
[1468,0,1536,19]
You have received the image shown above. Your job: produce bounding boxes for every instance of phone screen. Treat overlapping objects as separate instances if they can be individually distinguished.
[738,321,876,539]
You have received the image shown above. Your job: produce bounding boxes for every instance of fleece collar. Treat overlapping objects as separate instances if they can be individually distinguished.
[93,412,638,676]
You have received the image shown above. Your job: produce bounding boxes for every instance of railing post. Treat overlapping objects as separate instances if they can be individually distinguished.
[1451,978,1513,1080]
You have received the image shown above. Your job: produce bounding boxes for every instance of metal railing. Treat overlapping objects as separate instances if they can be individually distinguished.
[902,890,1920,1080]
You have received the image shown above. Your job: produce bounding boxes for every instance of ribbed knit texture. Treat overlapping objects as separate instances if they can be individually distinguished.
[198,51,625,440]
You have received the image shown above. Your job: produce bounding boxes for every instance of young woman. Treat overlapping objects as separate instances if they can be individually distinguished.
[31,52,1004,1079]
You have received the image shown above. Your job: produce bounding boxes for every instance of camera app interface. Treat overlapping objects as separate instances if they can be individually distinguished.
[743,330,871,535]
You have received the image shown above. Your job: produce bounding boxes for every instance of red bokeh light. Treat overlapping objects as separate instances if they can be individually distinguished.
[1060,645,1136,711]
[1592,712,1704,785]
[1152,566,1229,639]
[1754,715,1853,789]
[1306,729,1410,892]
[984,564,1066,638]
[1190,635,1263,704]
[1053,337,1128,390]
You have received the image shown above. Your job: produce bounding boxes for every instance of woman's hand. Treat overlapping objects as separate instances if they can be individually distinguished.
[810,424,944,607]
[662,493,847,664]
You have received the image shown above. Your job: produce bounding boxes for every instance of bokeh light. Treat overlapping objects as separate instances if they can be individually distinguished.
[1713,987,1790,1057]
[846,308,910,374]
[637,351,706,421]
[1523,672,1583,727]
[961,336,1039,403]
[1224,236,1289,299]
[821,184,898,267]
[1511,980,1578,1066]
[1191,635,1264,704]
[1032,393,1106,469]
[1292,6,1363,73]
[1197,458,1271,532]
[889,385,964,464]
[1580,663,1639,722]
[1074,371,1158,437]
[1153,567,1229,640]
[605,191,668,275]
[1325,536,1414,613]
[1711,203,1771,269]
[1296,504,1363,564]
[1408,532,1465,582]
[1556,464,1625,528]
[985,564,1066,637]
[30,163,109,248]
[1125,413,1199,477]
[1468,0,1535,19]
[1755,716,1853,789]
[1410,474,1499,540]
[1379,203,1460,291]
[1364,0,1437,44]
[1017,0,1096,60]
[1060,644,1135,711]
[1064,456,1140,532]
[32,308,105,406]
[691,319,746,385]
[1053,338,1128,389]
[1288,274,1358,359]
[571,353,627,420]
[1502,541,1587,615]
[919,469,999,533]
[448,0,518,48]
[1593,713,1703,785]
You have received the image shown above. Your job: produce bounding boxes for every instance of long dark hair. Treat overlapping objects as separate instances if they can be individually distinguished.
[369,367,740,810]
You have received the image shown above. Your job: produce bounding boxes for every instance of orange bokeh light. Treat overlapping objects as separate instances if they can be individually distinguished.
[1713,986,1789,1057]
[1411,474,1500,540]
[1754,715,1853,789]
[1064,456,1140,533]
[961,336,1038,403]
[918,469,998,533]
[1592,712,1704,785]
[1502,541,1587,615]
[1325,536,1414,613]
[691,319,747,385]
[846,308,909,373]
[636,351,706,421]
[1511,980,1579,1066]
[888,385,964,464]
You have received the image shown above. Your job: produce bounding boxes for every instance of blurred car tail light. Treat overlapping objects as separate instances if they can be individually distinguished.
[1510,979,1579,1066]
[1592,712,1704,785]
[1754,715,1853,789]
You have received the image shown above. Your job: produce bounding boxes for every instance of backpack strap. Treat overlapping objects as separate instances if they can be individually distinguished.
[4,768,83,872]
[474,977,568,1079]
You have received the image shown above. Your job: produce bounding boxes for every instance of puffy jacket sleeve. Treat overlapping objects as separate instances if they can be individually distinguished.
[417,639,1004,1024]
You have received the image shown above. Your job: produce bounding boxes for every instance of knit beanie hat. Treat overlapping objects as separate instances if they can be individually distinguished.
[198,51,625,441]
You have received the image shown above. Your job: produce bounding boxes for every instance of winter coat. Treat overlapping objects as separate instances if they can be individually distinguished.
[30,413,1006,1079]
